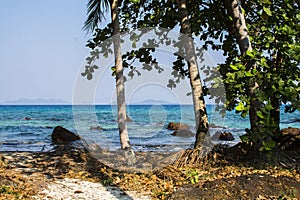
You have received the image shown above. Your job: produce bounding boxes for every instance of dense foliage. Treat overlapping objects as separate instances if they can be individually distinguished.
[84,0,300,150]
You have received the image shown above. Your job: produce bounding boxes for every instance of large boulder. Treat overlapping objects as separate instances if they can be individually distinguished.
[51,126,80,144]
[212,131,235,141]
[171,129,195,137]
[167,122,190,130]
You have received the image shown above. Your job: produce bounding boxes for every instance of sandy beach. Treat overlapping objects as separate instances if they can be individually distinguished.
[0,146,153,200]
[1,141,300,199]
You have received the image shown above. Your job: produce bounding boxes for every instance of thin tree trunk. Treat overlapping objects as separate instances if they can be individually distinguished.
[224,0,261,134]
[270,96,280,134]
[111,0,131,149]
[177,0,210,149]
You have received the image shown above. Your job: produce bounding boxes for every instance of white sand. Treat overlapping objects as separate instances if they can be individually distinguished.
[33,178,151,200]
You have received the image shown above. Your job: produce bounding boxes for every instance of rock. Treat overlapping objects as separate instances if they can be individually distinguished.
[212,131,235,141]
[23,117,32,120]
[90,126,103,131]
[281,127,300,138]
[211,132,221,140]
[51,126,80,144]
[278,127,300,150]
[171,129,195,137]
[167,122,190,130]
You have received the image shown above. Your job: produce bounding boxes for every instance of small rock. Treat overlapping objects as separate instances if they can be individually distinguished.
[171,129,195,137]
[167,122,190,130]
[212,131,235,141]
[90,126,103,131]
[23,117,32,120]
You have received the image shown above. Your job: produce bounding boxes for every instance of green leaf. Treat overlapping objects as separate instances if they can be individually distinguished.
[230,64,239,71]
[194,175,199,183]
[87,73,93,80]
[236,102,245,111]
[261,140,276,151]
[263,7,272,16]
[130,0,140,3]
[256,111,264,119]
[245,71,254,77]
[240,134,250,143]
[245,50,254,58]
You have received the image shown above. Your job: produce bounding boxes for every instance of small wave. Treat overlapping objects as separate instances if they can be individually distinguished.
[281,118,300,124]
[0,141,19,145]
[103,128,119,131]
[18,132,35,136]
[47,118,63,121]
[45,126,53,129]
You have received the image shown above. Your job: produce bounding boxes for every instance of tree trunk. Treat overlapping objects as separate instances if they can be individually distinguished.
[111,0,131,149]
[177,0,210,149]
[270,96,280,134]
[223,0,261,134]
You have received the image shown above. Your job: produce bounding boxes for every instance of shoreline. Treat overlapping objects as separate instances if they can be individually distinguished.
[1,138,300,199]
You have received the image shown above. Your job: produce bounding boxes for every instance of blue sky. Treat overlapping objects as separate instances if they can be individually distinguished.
[0,1,225,105]
[0,0,89,103]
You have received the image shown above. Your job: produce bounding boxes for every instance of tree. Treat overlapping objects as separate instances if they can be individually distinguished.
[174,0,299,150]
[111,0,132,150]
[177,0,209,148]
[83,0,133,151]
[89,0,211,149]
[243,0,300,144]
[219,0,300,149]
[84,0,300,153]
[223,0,261,135]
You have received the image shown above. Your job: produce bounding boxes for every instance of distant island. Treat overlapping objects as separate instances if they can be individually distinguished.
[133,99,174,105]
[1,98,70,105]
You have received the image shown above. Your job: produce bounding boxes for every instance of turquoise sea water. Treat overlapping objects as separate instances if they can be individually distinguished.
[0,105,299,152]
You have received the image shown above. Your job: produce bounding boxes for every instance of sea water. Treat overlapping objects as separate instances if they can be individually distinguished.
[0,105,299,152]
